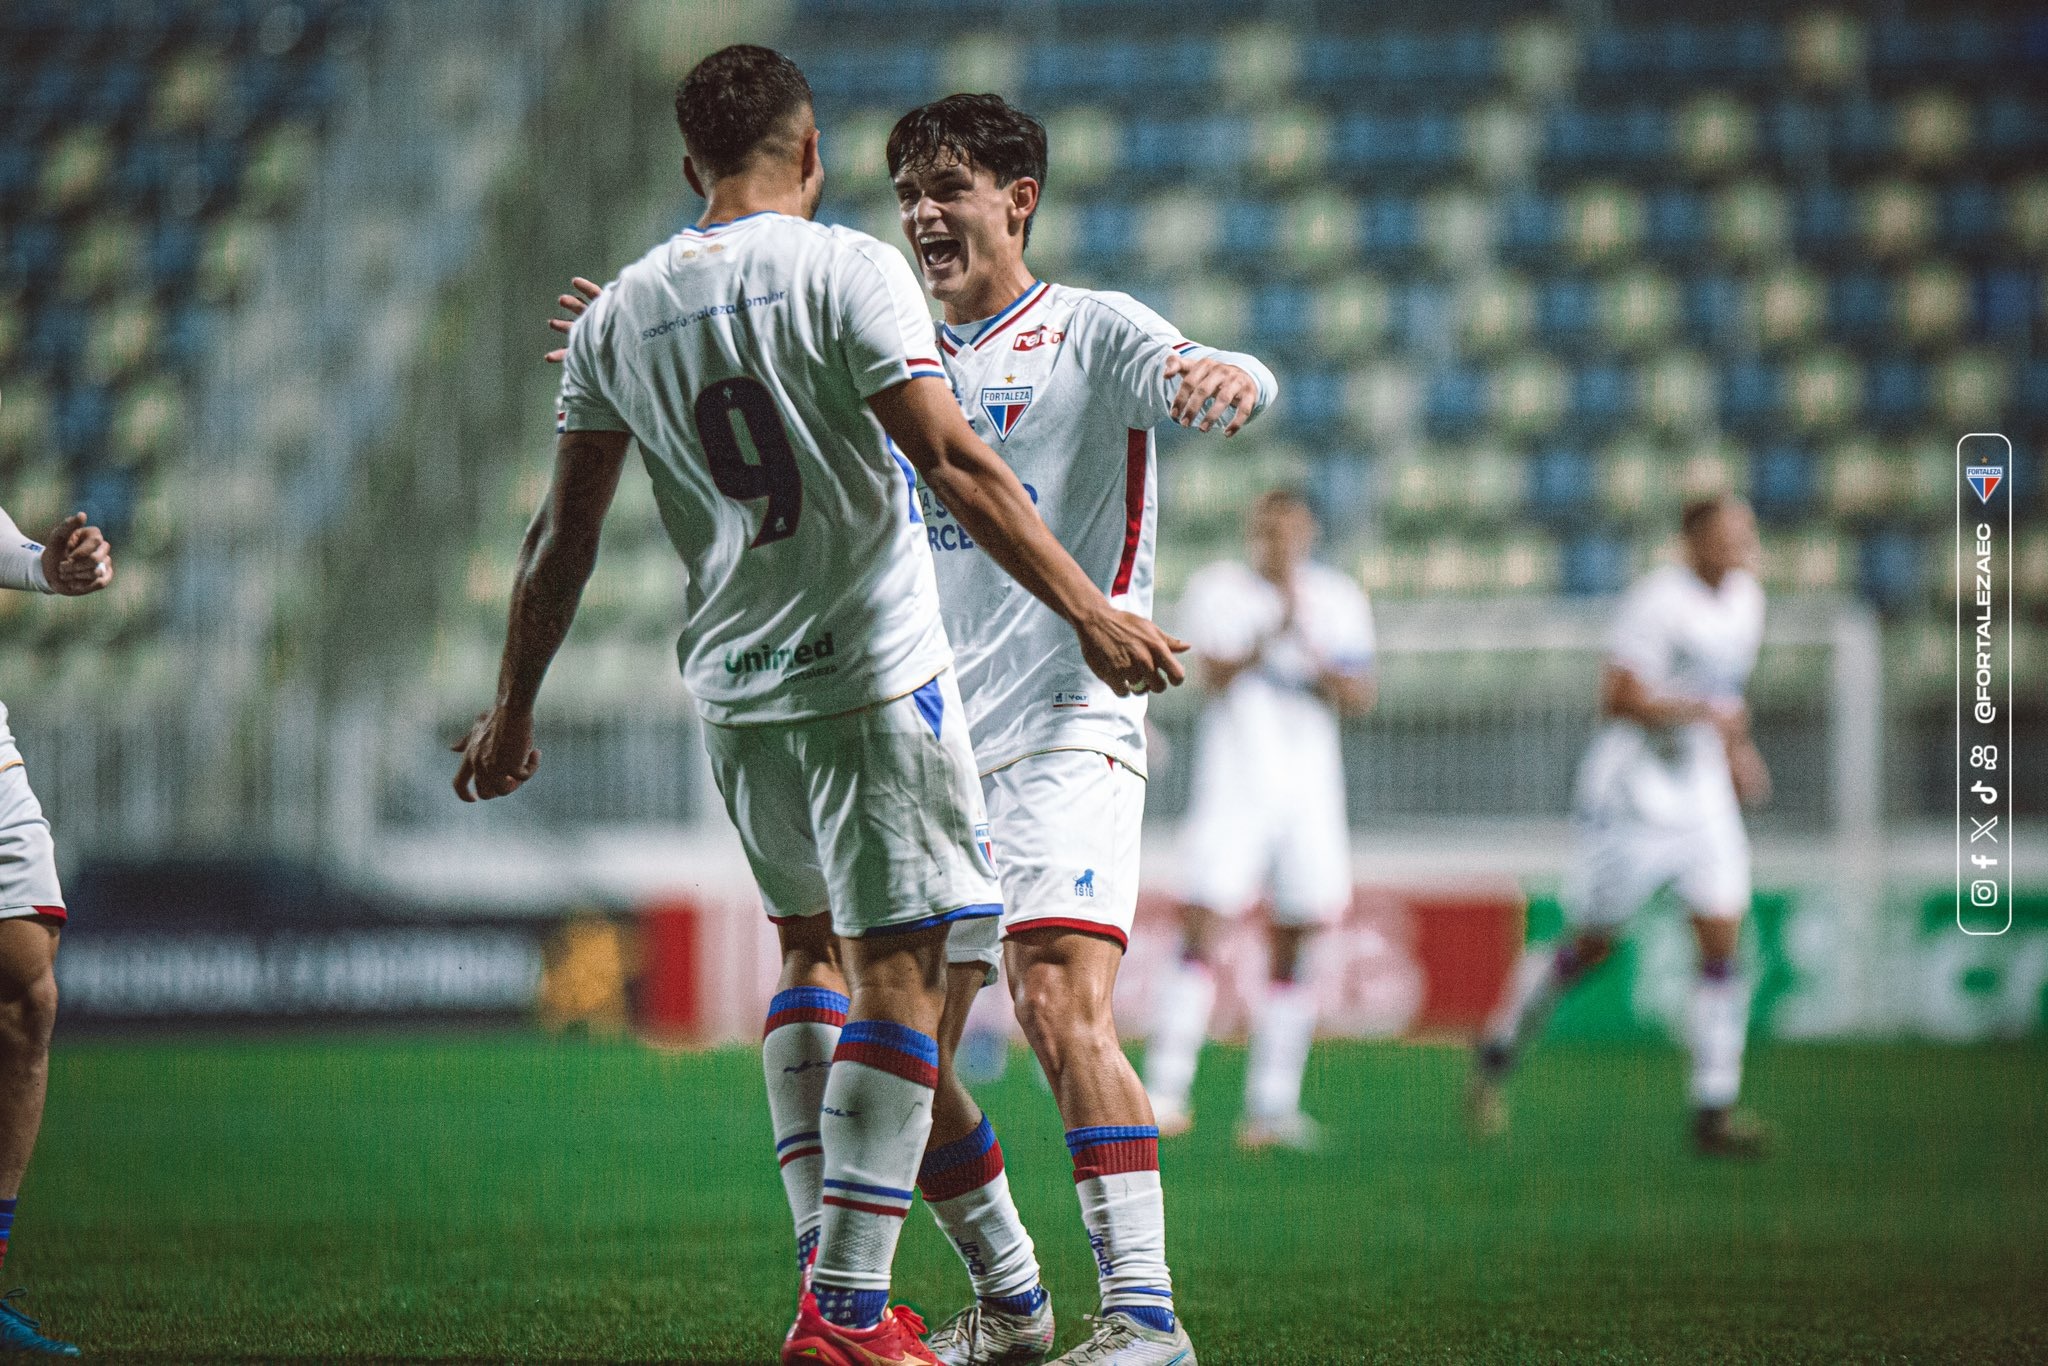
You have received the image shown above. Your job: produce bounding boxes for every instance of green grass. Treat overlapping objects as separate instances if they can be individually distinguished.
[15,1034,2048,1362]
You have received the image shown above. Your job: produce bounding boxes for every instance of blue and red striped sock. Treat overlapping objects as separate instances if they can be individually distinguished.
[1068,1125,1175,1332]
[763,986,847,1277]
[919,1113,1045,1307]
[813,1020,939,1328]
[0,1196,14,1270]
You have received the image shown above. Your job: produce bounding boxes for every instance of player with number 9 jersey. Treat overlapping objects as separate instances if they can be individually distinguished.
[556,211,953,727]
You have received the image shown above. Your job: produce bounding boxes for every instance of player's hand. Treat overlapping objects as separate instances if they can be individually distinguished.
[543,277,603,363]
[452,706,541,802]
[1164,353,1260,436]
[1074,608,1188,697]
[40,512,113,596]
[1730,739,1773,809]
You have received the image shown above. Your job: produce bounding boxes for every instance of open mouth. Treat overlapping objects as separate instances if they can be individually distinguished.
[917,232,962,272]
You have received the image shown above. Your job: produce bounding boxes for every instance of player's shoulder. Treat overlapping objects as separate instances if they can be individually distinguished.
[1304,559,1369,606]
[1183,557,1257,597]
[1065,286,1175,335]
[1723,567,1766,615]
[813,221,917,279]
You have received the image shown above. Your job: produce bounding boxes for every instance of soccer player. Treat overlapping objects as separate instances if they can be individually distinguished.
[0,499,116,1359]
[1467,495,1773,1158]
[548,90,1267,1366]
[464,48,1184,1366]
[1142,489,1377,1152]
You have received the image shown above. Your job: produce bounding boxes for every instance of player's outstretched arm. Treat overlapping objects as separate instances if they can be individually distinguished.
[454,429,629,802]
[1163,349,1276,437]
[1600,663,1729,731]
[1317,666,1377,717]
[868,377,1187,697]
[543,277,603,364]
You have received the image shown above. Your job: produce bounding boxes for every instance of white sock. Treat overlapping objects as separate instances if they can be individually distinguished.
[761,986,845,1274]
[1143,959,1216,1115]
[813,1020,939,1329]
[919,1114,1044,1307]
[1068,1126,1175,1331]
[1245,979,1319,1119]
[1689,961,1750,1109]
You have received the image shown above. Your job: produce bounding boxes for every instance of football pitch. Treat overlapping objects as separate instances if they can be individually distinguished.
[20,1034,2047,1363]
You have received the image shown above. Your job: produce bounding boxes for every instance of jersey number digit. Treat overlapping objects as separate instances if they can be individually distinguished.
[696,377,801,547]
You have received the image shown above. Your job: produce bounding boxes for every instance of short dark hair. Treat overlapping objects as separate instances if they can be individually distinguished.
[887,93,1048,245]
[674,44,813,182]
[1681,493,1730,536]
[1255,486,1316,520]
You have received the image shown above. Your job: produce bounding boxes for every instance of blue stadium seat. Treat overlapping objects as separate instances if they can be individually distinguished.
[1543,106,1670,174]
[147,223,203,289]
[1829,100,1892,169]
[1941,183,2003,256]
[1357,196,1423,262]
[1300,31,1497,99]
[159,305,213,372]
[1074,202,1138,266]
[1562,531,1629,595]
[1496,193,1558,265]
[1219,201,1280,259]
[75,465,136,540]
[1683,274,1744,342]
[0,147,37,213]
[84,61,149,129]
[1871,18,2005,85]
[22,306,87,375]
[1583,21,1781,90]
[1333,114,1460,181]
[1978,269,2038,338]
[1858,529,1923,612]
[1572,363,1631,432]
[1127,117,1248,181]
[1865,359,1925,430]
[1529,448,1598,524]
[1794,187,1856,257]
[803,48,934,107]
[1829,271,1891,343]
[1981,96,2048,167]
[1424,367,1487,437]
[1643,189,1708,261]
[1751,444,1816,523]
[1283,370,1344,434]
[1535,279,1598,348]
[1250,285,1311,353]
[2018,363,2048,420]
[1763,99,1826,165]
[1023,40,1213,104]
[52,384,112,457]
[1390,281,1446,351]
[1721,359,1780,431]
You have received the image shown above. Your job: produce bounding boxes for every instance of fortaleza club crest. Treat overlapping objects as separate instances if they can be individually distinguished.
[980,385,1033,441]
[1967,465,2003,504]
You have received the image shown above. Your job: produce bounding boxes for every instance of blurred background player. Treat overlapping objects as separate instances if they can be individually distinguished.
[1143,490,1376,1152]
[1469,495,1772,1159]
[462,45,1182,1366]
[0,490,115,1359]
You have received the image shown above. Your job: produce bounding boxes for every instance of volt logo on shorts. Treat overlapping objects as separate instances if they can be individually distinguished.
[1074,869,1095,898]
[1052,690,1089,710]
[724,630,835,676]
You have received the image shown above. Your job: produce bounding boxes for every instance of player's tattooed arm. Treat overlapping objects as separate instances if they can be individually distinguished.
[869,377,1189,697]
[454,428,629,802]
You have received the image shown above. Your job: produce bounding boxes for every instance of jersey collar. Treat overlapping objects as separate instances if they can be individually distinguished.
[680,209,781,237]
[937,279,1048,355]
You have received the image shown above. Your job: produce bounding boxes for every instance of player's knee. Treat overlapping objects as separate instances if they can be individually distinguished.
[0,969,57,1057]
[1010,974,1112,1070]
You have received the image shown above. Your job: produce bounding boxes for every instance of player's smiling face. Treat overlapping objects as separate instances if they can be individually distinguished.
[892,150,1035,311]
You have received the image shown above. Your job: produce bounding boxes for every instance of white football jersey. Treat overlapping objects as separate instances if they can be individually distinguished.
[1179,559,1376,795]
[1574,563,1765,827]
[921,281,1266,776]
[557,212,952,726]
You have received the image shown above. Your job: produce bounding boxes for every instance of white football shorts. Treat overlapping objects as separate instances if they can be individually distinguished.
[1177,758,1351,926]
[947,747,1146,976]
[0,756,65,921]
[1560,807,1752,929]
[701,669,1001,940]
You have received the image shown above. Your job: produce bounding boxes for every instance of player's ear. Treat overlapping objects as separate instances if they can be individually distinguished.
[800,125,822,184]
[683,155,706,200]
[1009,177,1039,236]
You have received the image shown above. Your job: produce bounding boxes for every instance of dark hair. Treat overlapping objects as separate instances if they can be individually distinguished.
[1681,493,1730,536]
[1255,486,1316,520]
[674,45,813,182]
[886,93,1048,245]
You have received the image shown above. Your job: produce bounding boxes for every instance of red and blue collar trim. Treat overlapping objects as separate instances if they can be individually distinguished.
[938,280,1050,355]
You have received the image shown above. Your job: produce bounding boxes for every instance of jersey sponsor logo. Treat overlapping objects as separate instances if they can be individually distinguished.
[723,630,836,678]
[1074,868,1096,898]
[980,385,1033,441]
[1012,324,1065,352]
[1967,465,2003,503]
[1052,690,1089,710]
[638,289,787,340]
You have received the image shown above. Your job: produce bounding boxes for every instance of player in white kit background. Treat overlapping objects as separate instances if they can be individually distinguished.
[1142,490,1377,1153]
[467,47,1184,1366]
[1468,495,1773,1159]
[0,486,116,1360]
[550,91,1270,1366]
